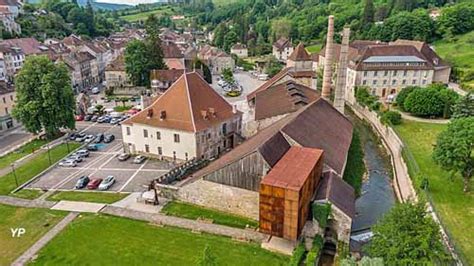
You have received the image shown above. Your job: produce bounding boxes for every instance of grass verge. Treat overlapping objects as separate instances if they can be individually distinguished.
[0,204,66,265]
[47,191,129,204]
[31,214,288,265]
[161,201,258,229]
[0,139,47,170]
[0,143,81,196]
[394,120,474,264]
[306,44,322,54]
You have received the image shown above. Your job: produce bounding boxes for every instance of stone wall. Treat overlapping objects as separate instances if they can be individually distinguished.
[176,179,260,220]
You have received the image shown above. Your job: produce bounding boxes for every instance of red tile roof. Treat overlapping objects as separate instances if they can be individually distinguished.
[273,37,292,51]
[288,42,311,61]
[124,72,240,132]
[1,38,43,55]
[261,146,324,191]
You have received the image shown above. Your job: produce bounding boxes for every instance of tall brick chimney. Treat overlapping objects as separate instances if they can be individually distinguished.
[321,15,335,100]
[334,26,351,114]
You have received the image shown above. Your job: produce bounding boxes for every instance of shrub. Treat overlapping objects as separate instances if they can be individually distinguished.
[396,86,418,111]
[403,86,459,118]
[343,130,365,196]
[380,110,402,125]
[304,235,323,266]
[289,243,306,266]
[312,203,331,228]
[355,86,379,109]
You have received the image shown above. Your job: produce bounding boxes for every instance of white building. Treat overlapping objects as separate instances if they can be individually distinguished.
[122,72,242,161]
[272,37,293,63]
[230,43,248,58]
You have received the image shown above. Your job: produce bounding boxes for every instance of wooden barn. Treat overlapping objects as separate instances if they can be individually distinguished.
[259,147,324,241]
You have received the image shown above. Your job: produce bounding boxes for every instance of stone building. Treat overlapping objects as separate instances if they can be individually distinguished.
[104,55,134,94]
[230,43,248,58]
[121,72,242,161]
[162,41,185,70]
[272,37,294,62]
[0,7,20,35]
[0,81,16,132]
[62,51,99,92]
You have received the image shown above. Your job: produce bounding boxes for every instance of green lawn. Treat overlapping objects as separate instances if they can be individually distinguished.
[394,120,474,264]
[0,204,66,265]
[120,6,174,22]
[0,139,47,170]
[11,189,45,200]
[162,201,259,229]
[0,143,81,196]
[306,44,322,54]
[434,31,474,89]
[47,191,129,204]
[31,214,288,265]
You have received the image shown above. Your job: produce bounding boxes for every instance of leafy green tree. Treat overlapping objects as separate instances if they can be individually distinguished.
[193,59,212,84]
[367,202,448,264]
[265,56,283,77]
[222,68,234,84]
[125,40,151,86]
[144,14,166,70]
[196,245,217,266]
[452,93,474,119]
[362,0,375,25]
[437,3,474,37]
[213,23,226,48]
[223,30,239,52]
[12,56,75,139]
[433,117,474,192]
[381,110,402,125]
[404,87,444,117]
[396,86,418,111]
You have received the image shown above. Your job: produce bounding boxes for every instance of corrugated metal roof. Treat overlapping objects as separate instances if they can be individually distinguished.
[363,55,425,63]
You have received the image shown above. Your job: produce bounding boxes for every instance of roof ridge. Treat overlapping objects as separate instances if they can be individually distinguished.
[183,73,197,132]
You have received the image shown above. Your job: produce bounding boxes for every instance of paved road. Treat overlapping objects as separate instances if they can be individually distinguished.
[212,71,264,103]
[448,82,467,96]
[11,212,78,266]
[0,127,33,157]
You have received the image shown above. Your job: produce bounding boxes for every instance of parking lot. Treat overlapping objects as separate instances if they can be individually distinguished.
[26,121,173,193]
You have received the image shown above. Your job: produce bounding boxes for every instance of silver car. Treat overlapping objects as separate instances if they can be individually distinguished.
[59,159,77,167]
[98,175,115,190]
[133,155,146,164]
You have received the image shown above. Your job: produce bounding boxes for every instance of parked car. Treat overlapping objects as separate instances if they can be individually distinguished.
[67,155,83,163]
[133,155,146,164]
[91,87,100,94]
[75,115,84,121]
[117,153,130,161]
[110,118,120,125]
[75,175,90,189]
[59,159,77,167]
[75,149,90,157]
[93,133,104,143]
[98,175,115,190]
[103,134,115,143]
[84,114,93,121]
[87,144,99,151]
[69,132,78,140]
[91,115,98,122]
[84,135,95,143]
[75,133,86,142]
[87,178,103,189]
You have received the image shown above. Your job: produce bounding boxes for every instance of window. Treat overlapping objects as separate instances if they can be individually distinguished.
[403,70,408,76]
[372,80,377,85]
[2,97,5,103]
[158,147,162,155]
[422,80,427,85]
[173,151,176,161]
[413,70,418,76]
[222,123,227,135]
[156,131,161,140]
[384,70,388,76]
[185,152,188,161]
[10,95,13,101]
[5,107,8,114]
[392,80,397,85]
[412,79,416,85]
[393,70,398,76]
[402,80,406,85]
[374,71,378,77]
[363,71,368,77]
[174,134,180,143]
[362,80,367,85]
[383,80,387,85]
[145,144,150,153]
[126,127,131,136]
[143,129,148,138]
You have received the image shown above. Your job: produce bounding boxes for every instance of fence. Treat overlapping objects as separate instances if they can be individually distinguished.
[348,103,465,265]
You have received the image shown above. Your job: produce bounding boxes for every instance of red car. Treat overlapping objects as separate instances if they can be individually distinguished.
[87,178,103,190]
[75,115,84,121]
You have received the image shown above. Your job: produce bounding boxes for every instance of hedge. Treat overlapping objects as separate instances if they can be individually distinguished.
[288,242,306,266]
[313,203,331,228]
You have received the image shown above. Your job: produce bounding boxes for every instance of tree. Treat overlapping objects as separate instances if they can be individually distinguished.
[404,87,445,117]
[12,56,75,139]
[367,202,448,264]
[196,245,217,266]
[362,0,375,25]
[396,86,418,111]
[433,117,474,192]
[265,56,283,78]
[223,30,239,52]
[452,93,474,119]
[193,59,212,84]
[144,14,166,70]
[381,110,402,125]
[124,40,151,86]
[222,68,234,84]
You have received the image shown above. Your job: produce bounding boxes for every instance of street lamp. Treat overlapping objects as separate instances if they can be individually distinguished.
[47,143,52,165]
[10,163,18,187]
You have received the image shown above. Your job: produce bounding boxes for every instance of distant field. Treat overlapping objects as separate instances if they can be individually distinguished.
[306,44,322,54]
[31,214,289,265]
[434,31,474,89]
[120,6,174,22]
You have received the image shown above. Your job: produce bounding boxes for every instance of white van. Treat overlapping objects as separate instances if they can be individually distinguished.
[258,74,269,81]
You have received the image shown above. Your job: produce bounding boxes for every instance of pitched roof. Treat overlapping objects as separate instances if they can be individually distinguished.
[0,38,43,55]
[315,171,355,218]
[194,98,353,178]
[161,41,184,58]
[288,42,311,61]
[392,39,450,68]
[254,81,320,120]
[105,55,125,72]
[150,69,184,82]
[231,43,247,50]
[123,72,240,132]
[273,37,292,51]
[261,146,324,191]
[165,58,185,70]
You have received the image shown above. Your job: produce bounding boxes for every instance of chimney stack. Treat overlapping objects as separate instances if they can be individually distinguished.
[321,15,335,100]
[334,26,351,114]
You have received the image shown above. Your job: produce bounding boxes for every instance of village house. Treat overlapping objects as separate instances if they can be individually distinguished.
[198,45,235,75]
[0,81,16,132]
[62,51,99,92]
[104,55,134,94]
[272,37,294,62]
[230,43,248,58]
[121,72,242,161]
[0,44,23,81]
[0,6,20,35]
[0,0,21,18]
[162,41,185,70]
